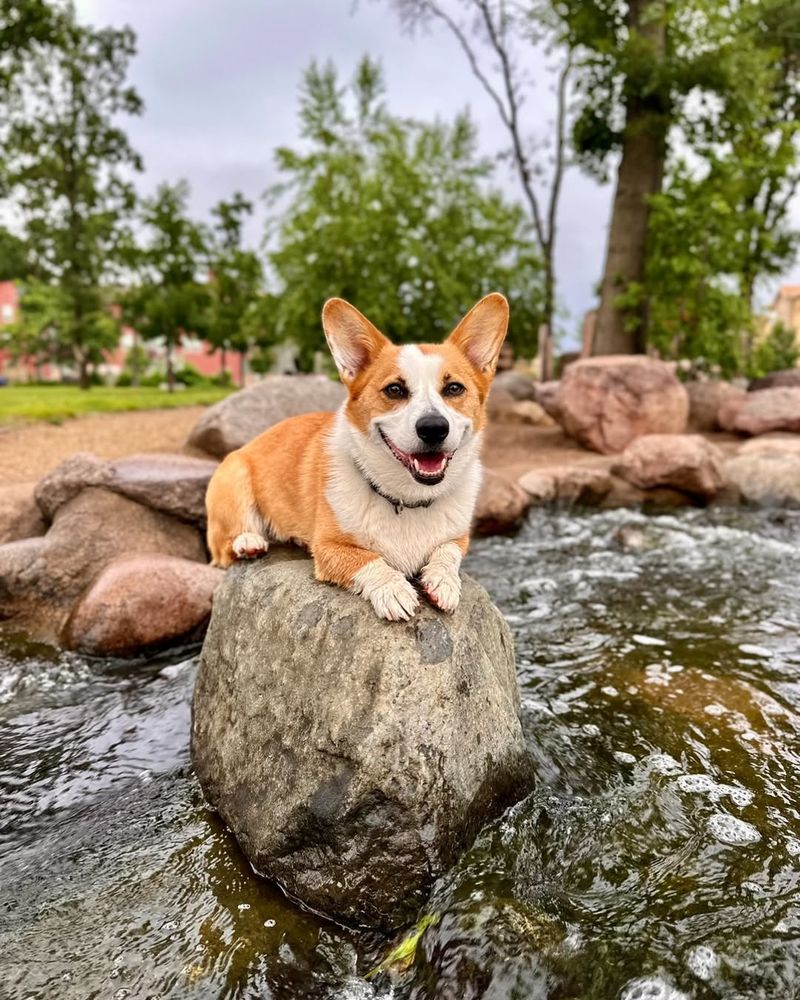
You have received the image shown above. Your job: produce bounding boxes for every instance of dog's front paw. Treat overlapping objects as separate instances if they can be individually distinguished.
[369,576,420,621]
[353,559,419,621]
[232,532,269,560]
[420,542,463,613]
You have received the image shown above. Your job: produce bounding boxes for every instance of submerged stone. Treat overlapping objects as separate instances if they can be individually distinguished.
[191,551,533,929]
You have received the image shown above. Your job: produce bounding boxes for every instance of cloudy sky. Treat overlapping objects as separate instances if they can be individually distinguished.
[74,0,800,342]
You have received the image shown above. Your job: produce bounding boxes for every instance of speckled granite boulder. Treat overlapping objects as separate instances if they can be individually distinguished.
[191,552,532,929]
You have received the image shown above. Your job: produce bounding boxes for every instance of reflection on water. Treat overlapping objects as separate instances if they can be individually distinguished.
[1,507,799,998]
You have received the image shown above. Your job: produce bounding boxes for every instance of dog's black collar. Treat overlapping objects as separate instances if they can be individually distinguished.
[366,477,435,515]
[354,457,436,514]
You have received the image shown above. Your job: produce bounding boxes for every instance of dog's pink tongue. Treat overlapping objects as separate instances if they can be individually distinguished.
[416,452,445,474]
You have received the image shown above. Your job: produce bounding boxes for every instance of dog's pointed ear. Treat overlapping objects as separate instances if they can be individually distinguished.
[322,298,391,383]
[447,293,509,376]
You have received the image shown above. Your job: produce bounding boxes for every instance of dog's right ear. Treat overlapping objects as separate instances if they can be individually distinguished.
[322,298,391,384]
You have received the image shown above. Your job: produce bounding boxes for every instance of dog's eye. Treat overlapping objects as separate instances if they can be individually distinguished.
[443,381,466,397]
[383,382,408,400]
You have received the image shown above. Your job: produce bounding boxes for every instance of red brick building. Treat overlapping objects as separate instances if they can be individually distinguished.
[0,280,237,383]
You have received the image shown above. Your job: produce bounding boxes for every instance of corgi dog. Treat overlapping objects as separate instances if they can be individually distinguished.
[205,292,509,621]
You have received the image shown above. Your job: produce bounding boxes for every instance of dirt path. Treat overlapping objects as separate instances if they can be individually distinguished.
[0,407,211,484]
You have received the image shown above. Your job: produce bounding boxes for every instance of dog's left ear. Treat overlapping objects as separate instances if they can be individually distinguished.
[447,293,509,376]
[322,298,391,384]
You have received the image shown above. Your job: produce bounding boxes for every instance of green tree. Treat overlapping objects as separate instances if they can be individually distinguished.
[555,0,800,356]
[127,180,210,392]
[642,0,800,371]
[0,0,60,97]
[0,227,33,280]
[267,58,543,366]
[207,193,265,386]
[2,277,118,380]
[750,321,800,378]
[386,0,571,378]
[1,2,143,387]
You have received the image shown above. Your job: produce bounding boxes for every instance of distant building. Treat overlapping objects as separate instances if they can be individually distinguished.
[0,281,18,327]
[0,279,252,384]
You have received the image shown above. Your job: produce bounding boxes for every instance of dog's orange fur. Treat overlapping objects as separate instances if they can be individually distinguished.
[206,293,506,596]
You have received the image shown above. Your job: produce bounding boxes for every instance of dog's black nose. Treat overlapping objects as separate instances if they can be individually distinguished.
[416,413,449,447]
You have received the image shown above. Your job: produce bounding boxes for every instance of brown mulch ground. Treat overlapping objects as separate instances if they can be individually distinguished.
[0,407,210,484]
[1,407,745,488]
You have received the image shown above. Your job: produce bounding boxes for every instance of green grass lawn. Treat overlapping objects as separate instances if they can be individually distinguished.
[0,383,236,425]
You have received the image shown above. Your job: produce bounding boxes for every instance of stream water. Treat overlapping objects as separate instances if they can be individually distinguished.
[1,507,799,1000]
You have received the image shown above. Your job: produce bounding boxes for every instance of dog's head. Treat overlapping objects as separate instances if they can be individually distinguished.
[322,293,508,498]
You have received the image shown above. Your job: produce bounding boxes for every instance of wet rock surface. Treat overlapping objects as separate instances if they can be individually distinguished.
[186,374,346,458]
[191,552,533,929]
[62,554,224,655]
[473,469,533,535]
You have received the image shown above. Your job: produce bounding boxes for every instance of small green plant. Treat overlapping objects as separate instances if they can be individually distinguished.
[365,913,439,980]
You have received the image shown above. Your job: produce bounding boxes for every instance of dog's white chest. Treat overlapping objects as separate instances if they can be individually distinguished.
[325,456,479,577]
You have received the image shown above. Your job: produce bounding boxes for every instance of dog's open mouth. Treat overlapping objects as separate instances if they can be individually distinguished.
[379,428,453,485]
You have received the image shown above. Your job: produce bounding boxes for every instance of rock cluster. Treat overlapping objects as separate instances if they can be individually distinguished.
[191,553,533,929]
[0,453,220,652]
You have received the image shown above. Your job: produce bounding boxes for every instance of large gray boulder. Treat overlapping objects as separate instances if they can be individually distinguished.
[186,375,346,458]
[191,552,532,929]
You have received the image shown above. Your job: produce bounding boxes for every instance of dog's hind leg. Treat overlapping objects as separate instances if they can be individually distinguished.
[206,454,270,568]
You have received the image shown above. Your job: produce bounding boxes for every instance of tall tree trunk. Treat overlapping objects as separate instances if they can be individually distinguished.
[220,344,227,381]
[166,340,175,393]
[593,0,668,356]
[539,244,555,380]
[78,354,90,390]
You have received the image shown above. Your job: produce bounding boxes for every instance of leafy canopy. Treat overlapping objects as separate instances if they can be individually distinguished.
[124,180,211,389]
[266,57,544,363]
[1,1,142,383]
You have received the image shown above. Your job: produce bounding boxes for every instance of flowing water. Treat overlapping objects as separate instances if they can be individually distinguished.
[2,507,800,999]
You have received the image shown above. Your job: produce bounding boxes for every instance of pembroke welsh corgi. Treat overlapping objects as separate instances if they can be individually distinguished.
[205,292,509,620]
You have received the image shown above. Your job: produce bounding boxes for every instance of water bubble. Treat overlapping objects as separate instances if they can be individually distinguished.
[687,944,719,981]
[633,635,668,647]
[646,753,683,776]
[786,837,800,856]
[619,974,689,1000]
[602,685,619,697]
[237,903,250,911]
[704,703,726,716]
[264,918,276,927]
[677,774,716,794]
[739,644,772,658]
[721,785,754,808]
[614,751,636,765]
[707,812,761,845]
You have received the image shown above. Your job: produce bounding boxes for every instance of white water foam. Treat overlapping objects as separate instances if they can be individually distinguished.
[686,944,720,981]
[707,812,761,845]
[619,974,689,1000]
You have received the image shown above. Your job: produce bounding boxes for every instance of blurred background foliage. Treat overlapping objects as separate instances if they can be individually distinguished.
[0,0,799,385]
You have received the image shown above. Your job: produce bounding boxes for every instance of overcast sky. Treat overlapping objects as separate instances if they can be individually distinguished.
[74,0,800,343]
